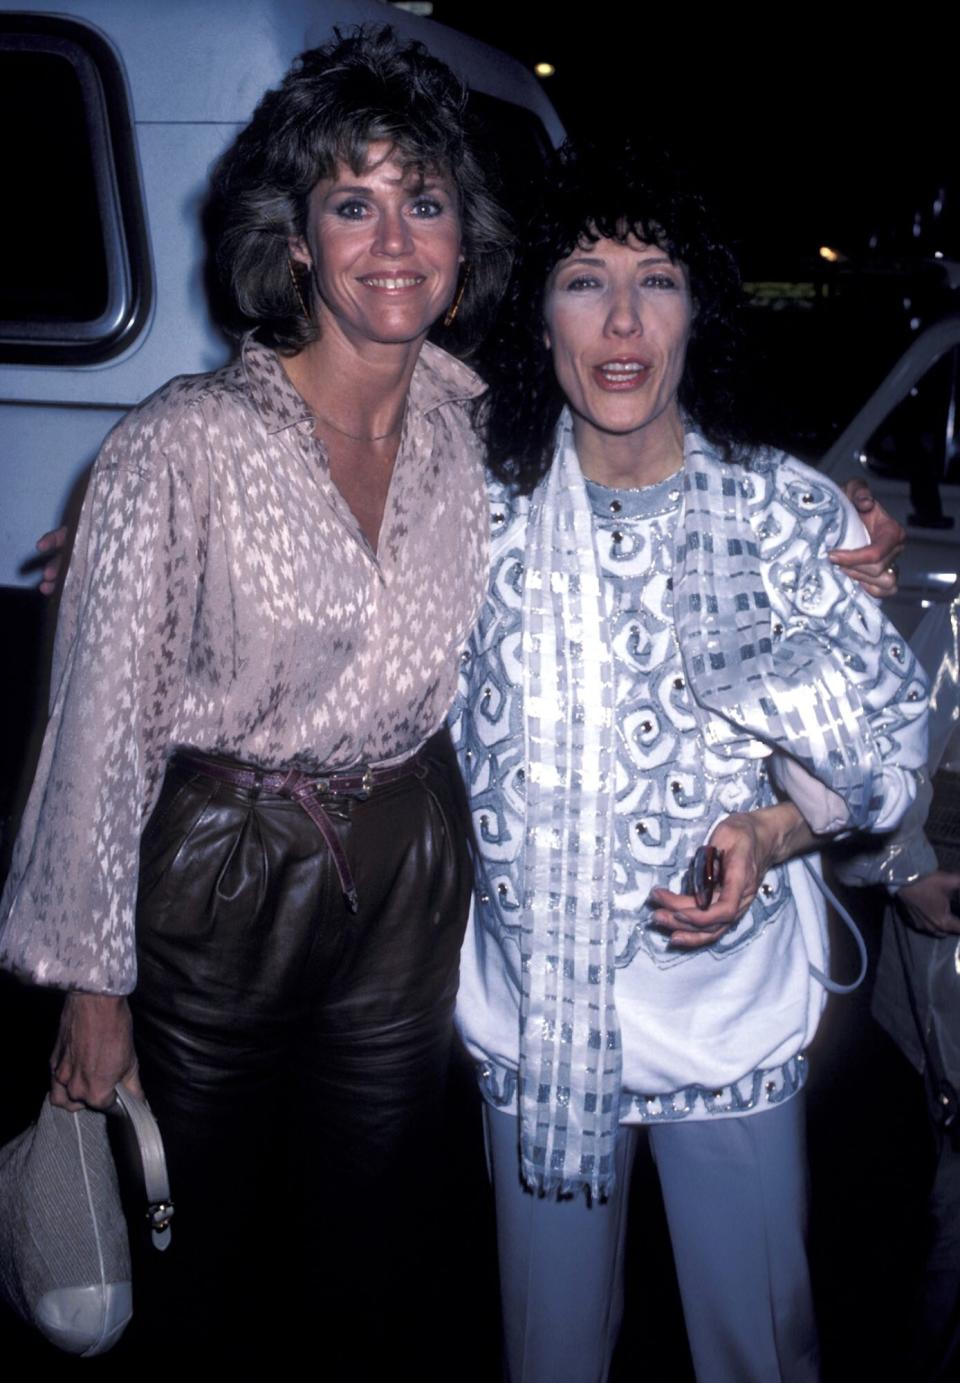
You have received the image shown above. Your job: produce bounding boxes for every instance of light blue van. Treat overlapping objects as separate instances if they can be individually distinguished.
[0,0,562,589]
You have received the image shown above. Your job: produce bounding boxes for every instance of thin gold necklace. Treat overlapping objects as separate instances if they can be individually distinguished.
[313,409,404,444]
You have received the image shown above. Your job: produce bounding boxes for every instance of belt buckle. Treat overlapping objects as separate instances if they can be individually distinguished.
[355,766,375,800]
[292,774,328,802]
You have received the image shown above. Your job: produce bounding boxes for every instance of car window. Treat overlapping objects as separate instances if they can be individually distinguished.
[862,346,960,487]
[0,16,150,364]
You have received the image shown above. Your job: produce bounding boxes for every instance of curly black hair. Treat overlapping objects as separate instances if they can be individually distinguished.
[209,25,512,356]
[481,142,750,492]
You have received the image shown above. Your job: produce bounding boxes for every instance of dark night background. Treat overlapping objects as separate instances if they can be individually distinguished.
[432,5,956,264]
[0,6,955,1377]
[436,4,959,464]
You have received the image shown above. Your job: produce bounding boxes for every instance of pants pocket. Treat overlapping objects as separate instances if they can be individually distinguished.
[137,774,231,939]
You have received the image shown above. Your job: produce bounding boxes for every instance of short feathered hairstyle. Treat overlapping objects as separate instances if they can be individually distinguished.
[481,142,750,493]
[209,25,512,356]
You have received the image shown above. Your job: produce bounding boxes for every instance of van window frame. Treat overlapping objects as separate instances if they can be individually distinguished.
[0,14,151,365]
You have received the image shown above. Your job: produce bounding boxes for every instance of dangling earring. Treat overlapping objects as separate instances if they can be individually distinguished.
[443,264,470,327]
[288,258,310,319]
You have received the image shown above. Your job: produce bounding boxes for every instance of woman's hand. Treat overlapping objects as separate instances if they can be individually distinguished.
[50,992,143,1110]
[828,479,906,599]
[36,525,69,596]
[648,802,818,949]
[897,870,960,938]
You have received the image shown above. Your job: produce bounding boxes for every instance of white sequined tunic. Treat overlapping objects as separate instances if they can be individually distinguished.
[0,337,489,994]
[453,442,925,1124]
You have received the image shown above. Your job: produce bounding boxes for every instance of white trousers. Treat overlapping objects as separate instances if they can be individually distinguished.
[485,1094,820,1383]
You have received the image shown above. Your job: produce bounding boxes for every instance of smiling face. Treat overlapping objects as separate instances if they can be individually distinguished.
[289,140,463,350]
[543,234,693,460]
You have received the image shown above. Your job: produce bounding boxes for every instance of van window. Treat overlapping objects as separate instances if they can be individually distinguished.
[0,17,149,364]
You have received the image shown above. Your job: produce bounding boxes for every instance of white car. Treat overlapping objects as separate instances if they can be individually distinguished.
[818,309,960,636]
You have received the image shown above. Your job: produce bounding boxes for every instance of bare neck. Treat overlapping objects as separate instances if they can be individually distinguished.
[281,319,425,440]
[573,406,685,490]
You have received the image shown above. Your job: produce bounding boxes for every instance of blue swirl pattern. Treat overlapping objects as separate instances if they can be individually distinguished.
[452,444,926,1125]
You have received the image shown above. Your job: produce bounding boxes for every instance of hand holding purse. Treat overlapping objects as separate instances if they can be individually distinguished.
[0,1084,172,1356]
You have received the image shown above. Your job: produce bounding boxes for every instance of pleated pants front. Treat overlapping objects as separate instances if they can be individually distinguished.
[126,729,472,1370]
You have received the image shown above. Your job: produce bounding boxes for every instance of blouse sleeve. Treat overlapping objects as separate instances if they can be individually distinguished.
[832,587,960,886]
[0,390,209,994]
[770,459,928,836]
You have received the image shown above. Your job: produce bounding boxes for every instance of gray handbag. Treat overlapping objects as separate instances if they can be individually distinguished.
[0,1084,173,1356]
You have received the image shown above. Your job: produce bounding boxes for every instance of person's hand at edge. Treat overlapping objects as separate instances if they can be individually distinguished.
[828,479,906,599]
[49,991,143,1111]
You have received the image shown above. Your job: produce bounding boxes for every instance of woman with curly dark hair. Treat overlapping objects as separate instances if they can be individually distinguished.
[452,144,927,1383]
[0,25,509,1366]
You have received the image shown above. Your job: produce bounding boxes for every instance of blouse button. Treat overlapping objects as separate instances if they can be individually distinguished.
[641,720,653,733]
[610,499,622,514]
[497,882,508,899]
[612,530,624,544]
[673,677,684,691]
[635,821,647,836]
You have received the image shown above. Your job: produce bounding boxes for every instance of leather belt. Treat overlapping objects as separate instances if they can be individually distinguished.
[174,749,425,914]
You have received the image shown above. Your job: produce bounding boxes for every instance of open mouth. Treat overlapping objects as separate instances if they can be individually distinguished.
[593,359,651,389]
[358,275,426,290]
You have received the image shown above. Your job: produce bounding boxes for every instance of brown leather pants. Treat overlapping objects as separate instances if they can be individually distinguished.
[127,728,472,1369]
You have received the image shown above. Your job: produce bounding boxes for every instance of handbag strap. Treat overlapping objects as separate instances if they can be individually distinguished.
[890,897,960,1134]
[804,858,868,995]
[110,1085,174,1251]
